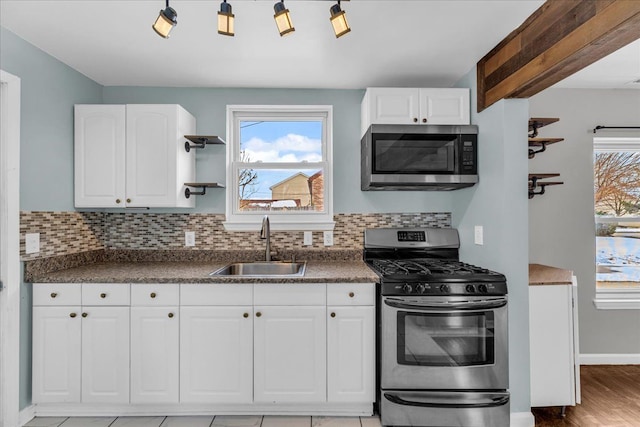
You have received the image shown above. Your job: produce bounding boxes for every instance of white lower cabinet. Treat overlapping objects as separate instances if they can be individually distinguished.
[529,276,580,407]
[33,282,376,412]
[32,306,82,403]
[81,306,130,403]
[130,306,179,403]
[254,306,327,403]
[32,284,129,405]
[327,306,375,402]
[180,306,253,403]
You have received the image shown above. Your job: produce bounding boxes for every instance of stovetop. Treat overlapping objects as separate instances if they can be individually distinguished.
[363,227,507,296]
[367,258,507,296]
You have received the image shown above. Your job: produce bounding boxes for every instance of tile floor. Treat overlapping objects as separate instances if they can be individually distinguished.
[24,415,383,427]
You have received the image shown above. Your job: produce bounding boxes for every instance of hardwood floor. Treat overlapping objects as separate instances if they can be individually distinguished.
[532,365,640,426]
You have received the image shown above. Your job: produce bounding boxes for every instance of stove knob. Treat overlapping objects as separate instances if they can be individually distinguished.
[478,284,488,293]
[439,284,450,293]
[415,284,425,294]
[465,284,476,293]
[402,284,413,294]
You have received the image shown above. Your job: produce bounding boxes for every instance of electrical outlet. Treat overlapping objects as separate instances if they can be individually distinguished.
[185,231,195,247]
[25,232,40,254]
[474,226,484,245]
[303,231,313,246]
[323,231,334,246]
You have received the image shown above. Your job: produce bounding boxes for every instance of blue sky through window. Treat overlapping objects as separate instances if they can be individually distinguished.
[239,121,323,201]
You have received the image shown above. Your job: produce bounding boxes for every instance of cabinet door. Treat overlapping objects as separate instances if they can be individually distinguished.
[126,104,196,207]
[367,88,420,125]
[180,306,253,403]
[81,306,129,403]
[529,285,575,407]
[74,105,126,208]
[254,306,326,403]
[32,306,81,403]
[126,105,176,207]
[419,88,470,125]
[131,306,179,403]
[327,306,375,403]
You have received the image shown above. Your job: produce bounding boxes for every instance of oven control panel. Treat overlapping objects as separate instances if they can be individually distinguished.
[384,282,507,296]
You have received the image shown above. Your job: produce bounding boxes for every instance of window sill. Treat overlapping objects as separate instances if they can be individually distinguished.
[223,220,336,232]
[594,289,640,309]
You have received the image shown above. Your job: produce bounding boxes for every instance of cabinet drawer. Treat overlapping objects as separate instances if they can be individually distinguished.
[254,283,326,306]
[33,283,81,306]
[82,283,130,305]
[327,283,375,306]
[131,283,179,306]
[181,284,252,306]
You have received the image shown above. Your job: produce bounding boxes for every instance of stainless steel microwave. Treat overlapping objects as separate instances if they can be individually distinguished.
[361,124,479,191]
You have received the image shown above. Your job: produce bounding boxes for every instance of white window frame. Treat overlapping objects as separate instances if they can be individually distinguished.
[223,105,334,232]
[593,137,640,309]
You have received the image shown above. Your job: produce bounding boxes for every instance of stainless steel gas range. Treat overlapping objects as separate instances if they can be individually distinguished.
[364,227,510,427]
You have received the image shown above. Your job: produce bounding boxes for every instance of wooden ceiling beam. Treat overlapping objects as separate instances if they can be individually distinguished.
[477,0,640,112]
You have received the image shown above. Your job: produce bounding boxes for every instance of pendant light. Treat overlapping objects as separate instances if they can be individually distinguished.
[329,0,350,38]
[273,0,295,37]
[152,0,177,38]
[218,0,235,36]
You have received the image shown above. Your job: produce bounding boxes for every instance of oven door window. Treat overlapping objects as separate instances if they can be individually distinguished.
[372,134,456,174]
[397,311,495,366]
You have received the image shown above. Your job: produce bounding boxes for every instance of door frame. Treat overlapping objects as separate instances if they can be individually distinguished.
[1,69,22,427]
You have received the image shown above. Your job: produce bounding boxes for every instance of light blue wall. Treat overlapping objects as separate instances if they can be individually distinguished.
[0,27,104,212]
[453,69,531,414]
[102,87,453,214]
[1,26,104,410]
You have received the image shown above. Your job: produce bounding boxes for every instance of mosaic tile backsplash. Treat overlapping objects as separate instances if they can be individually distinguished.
[20,211,451,260]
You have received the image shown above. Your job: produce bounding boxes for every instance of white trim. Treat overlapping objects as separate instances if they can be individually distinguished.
[18,405,34,427]
[223,220,335,232]
[580,353,640,365]
[32,402,372,417]
[593,136,640,151]
[594,289,640,309]
[510,412,535,427]
[0,69,21,427]
[593,298,640,309]
[224,105,334,232]
[595,216,640,223]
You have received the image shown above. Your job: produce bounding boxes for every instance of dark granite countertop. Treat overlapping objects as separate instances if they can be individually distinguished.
[26,249,379,284]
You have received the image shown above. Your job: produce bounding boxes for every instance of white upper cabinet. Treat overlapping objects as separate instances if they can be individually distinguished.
[74,105,126,208]
[74,104,196,208]
[361,87,470,135]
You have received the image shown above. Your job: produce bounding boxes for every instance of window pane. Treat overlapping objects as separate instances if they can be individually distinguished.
[237,168,324,212]
[594,150,640,290]
[239,121,323,163]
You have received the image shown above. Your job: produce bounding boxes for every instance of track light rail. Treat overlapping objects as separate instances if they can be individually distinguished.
[153,0,351,39]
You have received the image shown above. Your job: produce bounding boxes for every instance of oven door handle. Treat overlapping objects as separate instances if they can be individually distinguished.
[384,297,507,311]
[383,392,510,409]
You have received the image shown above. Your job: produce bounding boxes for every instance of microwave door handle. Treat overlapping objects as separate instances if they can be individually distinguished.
[383,392,510,409]
[384,297,507,311]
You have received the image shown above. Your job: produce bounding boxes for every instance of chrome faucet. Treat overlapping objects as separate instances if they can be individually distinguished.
[260,215,271,262]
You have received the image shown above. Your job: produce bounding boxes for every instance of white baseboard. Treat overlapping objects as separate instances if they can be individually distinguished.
[580,353,640,365]
[510,411,535,427]
[18,405,35,427]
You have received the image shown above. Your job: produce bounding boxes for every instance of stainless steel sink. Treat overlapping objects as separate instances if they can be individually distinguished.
[210,261,306,277]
